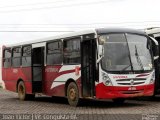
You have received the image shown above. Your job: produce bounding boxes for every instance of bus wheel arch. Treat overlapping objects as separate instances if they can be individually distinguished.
[65,79,79,106]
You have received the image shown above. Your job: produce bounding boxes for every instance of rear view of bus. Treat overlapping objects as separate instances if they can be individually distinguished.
[95,28,155,102]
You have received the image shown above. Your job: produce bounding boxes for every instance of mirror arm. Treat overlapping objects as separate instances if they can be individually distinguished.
[149,36,159,60]
[97,55,103,63]
[97,45,104,63]
[149,36,158,46]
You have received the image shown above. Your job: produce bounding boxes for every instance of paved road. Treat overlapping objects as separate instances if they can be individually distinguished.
[0,89,160,120]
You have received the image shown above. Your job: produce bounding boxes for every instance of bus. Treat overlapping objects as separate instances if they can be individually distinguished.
[0,45,5,88]
[145,27,160,95]
[1,28,156,106]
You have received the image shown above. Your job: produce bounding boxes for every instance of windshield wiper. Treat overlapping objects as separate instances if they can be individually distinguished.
[120,54,132,72]
[135,45,144,71]
[120,64,131,72]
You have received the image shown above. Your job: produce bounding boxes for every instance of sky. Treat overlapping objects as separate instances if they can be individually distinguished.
[0,0,160,45]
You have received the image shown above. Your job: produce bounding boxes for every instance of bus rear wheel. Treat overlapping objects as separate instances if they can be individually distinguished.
[18,81,35,100]
[67,82,79,106]
[18,81,27,100]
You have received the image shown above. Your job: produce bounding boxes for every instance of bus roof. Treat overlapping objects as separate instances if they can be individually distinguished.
[6,29,96,47]
[96,28,146,35]
[5,28,146,47]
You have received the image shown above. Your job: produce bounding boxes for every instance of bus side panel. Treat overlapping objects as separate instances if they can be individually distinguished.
[2,68,16,91]
[44,65,64,96]
[21,67,32,94]
[76,78,82,98]
[44,65,81,97]
[2,67,32,94]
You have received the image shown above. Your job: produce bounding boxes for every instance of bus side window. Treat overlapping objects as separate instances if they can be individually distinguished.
[12,47,21,67]
[47,41,62,65]
[3,48,11,68]
[22,45,31,67]
[63,38,81,64]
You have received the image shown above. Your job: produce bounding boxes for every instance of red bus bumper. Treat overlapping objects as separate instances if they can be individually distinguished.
[96,83,154,99]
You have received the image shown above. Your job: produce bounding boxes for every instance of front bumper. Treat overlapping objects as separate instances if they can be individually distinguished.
[96,83,154,99]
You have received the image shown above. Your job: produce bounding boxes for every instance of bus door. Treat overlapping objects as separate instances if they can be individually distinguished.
[151,36,160,94]
[81,35,96,97]
[32,47,44,93]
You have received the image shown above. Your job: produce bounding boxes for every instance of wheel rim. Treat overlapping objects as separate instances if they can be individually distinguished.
[69,88,76,101]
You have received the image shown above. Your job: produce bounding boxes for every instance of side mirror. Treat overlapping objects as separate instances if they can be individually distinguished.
[149,36,159,60]
[97,45,104,63]
[98,45,104,56]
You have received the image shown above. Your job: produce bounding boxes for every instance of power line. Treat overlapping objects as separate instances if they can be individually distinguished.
[0,0,110,13]
[1,25,160,28]
[0,21,160,26]
[0,30,74,32]
[1,26,159,28]
[0,0,74,9]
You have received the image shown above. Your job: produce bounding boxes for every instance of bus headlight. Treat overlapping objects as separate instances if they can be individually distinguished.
[150,72,155,84]
[102,73,112,86]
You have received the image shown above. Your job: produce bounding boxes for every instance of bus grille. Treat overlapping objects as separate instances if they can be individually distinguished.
[116,78,146,85]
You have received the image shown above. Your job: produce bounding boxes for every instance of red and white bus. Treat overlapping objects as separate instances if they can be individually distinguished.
[0,45,5,88]
[1,28,155,106]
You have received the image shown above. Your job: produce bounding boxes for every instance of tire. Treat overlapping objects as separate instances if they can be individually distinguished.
[18,81,27,100]
[112,98,125,104]
[17,81,35,100]
[67,82,79,106]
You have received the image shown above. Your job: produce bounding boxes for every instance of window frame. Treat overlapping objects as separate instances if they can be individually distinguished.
[3,48,12,68]
[22,45,32,67]
[12,46,22,68]
[63,37,81,65]
[46,40,63,65]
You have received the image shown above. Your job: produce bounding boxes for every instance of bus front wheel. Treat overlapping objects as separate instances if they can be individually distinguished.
[67,82,79,106]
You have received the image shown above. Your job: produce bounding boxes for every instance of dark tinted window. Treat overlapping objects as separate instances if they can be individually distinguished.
[47,42,62,54]
[3,48,11,68]
[23,45,31,56]
[63,38,80,64]
[47,41,62,65]
[12,47,21,67]
[13,47,21,57]
[22,45,31,67]
[4,49,11,58]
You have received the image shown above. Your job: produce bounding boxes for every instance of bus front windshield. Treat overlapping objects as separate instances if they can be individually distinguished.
[100,33,153,72]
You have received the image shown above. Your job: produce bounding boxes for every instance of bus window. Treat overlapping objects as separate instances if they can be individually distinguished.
[12,47,21,67]
[3,48,11,68]
[63,38,80,64]
[47,41,62,65]
[22,45,31,67]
